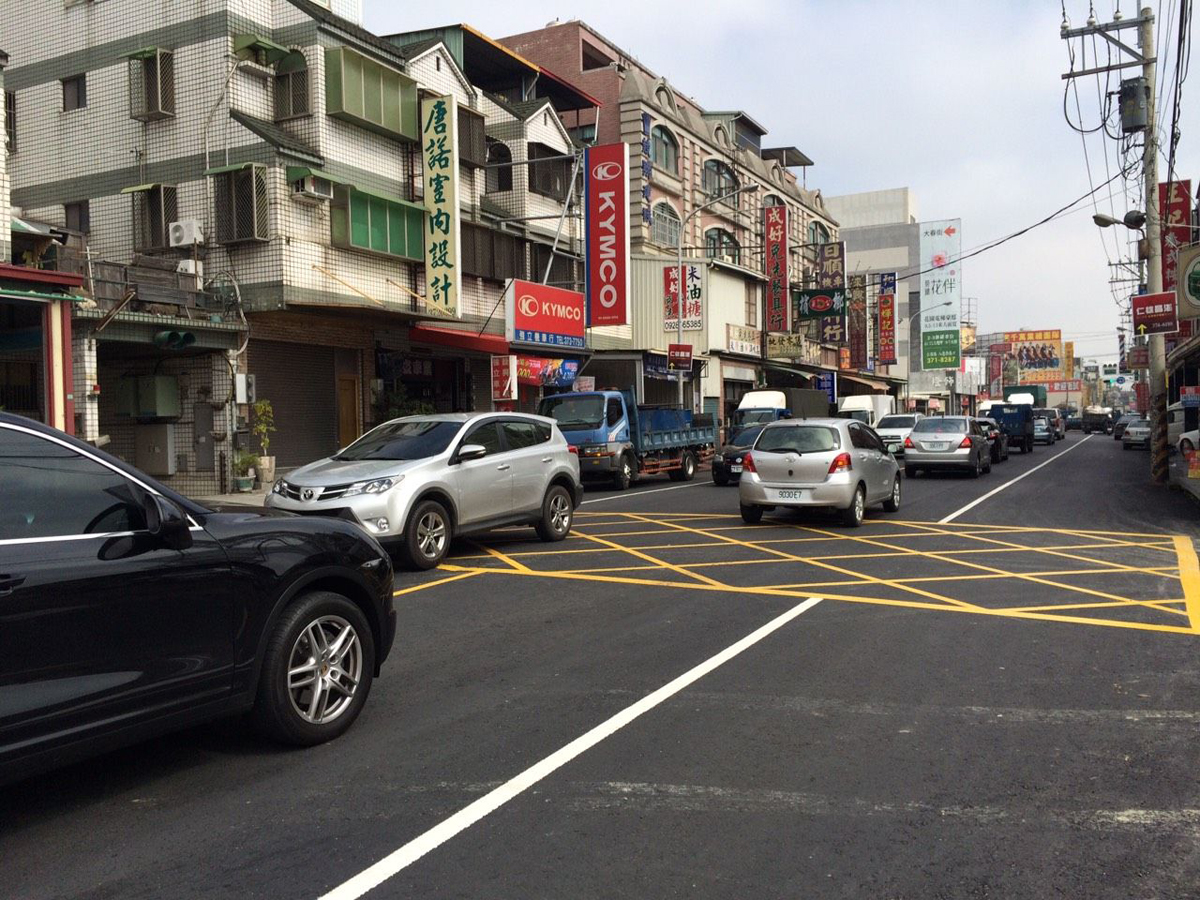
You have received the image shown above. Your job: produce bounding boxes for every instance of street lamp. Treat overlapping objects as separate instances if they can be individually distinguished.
[1093,210,1147,230]
[675,182,760,406]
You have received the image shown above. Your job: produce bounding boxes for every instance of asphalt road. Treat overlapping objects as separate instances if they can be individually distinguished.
[7,432,1200,899]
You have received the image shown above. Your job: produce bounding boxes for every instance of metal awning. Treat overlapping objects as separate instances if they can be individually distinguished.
[204,162,259,176]
[11,216,54,235]
[838,373,891,391]
[409,324,508,355]
[120,183,160,193]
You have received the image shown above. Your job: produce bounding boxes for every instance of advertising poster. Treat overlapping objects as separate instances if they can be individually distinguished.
[1000,330,1064,385]
[764,205,789,332]
[505,279,586,350]
[584,142,631,326]
[421,95,461,317]
[516,356,580,387]
[663,264,703,331]
[919,220,962,369]
[1160,180,1193,292]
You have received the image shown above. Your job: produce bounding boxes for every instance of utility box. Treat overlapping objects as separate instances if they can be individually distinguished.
[135,424,177,476]
[115,375,180,420]
[1120,77,1149,133]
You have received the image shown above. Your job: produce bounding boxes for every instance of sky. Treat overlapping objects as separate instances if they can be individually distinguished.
[364,0,1197,363]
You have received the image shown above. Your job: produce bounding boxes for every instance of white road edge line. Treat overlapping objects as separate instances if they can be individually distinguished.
[581,480,708,505]
[938,435,1094,524]
[317,596,825,900]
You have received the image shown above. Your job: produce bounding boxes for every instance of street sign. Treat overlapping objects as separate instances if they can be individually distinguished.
[1181,386,1200,408]
[1132,291,1178,336]
[667,343,692,371]
[815,372,837,404]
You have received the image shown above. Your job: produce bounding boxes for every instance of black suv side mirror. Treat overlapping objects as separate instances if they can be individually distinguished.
[142,493,193,551]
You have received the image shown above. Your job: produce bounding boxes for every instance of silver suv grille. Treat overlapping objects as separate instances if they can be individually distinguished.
[281,481,352,501]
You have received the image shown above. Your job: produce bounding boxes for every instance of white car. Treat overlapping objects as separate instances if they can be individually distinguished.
[267,413,583,569]
[874,413,925,457]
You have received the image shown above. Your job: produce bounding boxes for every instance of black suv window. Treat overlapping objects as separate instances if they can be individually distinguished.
[463,422,503,456]
[0,426,147,540]
[502,421,546,449]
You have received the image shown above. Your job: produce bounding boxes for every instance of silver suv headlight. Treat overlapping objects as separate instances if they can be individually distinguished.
[344,476,403,497]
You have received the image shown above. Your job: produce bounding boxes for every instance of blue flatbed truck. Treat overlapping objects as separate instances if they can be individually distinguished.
[988,401,1036,454]
[537,388,717,490]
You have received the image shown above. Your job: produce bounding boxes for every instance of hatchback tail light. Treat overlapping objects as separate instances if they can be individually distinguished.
[741,452,757,473]
[567,445,579,455]
[959,436,973,448]
[904,435,914,449]
[828,452,853,474]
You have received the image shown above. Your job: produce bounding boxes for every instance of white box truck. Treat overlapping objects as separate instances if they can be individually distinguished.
[837,394,896,428]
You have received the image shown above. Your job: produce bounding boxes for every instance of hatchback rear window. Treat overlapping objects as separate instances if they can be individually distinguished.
[755,425,840,454]
[877,415,916,428]
[913,418,968,433]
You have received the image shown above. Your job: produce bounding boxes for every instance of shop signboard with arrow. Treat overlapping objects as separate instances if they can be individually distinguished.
[1132,291,1178,336]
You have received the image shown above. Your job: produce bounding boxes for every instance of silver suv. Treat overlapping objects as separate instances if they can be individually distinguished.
[266,413,582,569]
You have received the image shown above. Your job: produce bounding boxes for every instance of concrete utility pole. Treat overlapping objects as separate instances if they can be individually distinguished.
[1062,6,1166,481]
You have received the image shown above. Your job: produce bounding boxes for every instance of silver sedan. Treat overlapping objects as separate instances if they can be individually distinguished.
[903,416,992,478]
[738,418,902,528]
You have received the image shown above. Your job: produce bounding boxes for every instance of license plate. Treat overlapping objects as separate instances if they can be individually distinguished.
[730,465,743,473]
[773,489,807,501]
[927,442,948,451]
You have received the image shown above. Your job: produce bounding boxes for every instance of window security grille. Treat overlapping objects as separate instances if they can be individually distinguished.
[458,107,486,169]
[4,90,14,152]
[132,185,178,251]
[129,50,176,122]
[274,53,310,121]
[213,165,269,244]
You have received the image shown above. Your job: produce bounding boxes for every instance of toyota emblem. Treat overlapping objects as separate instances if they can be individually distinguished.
[591,161,622,181]
[302,489,315,501]
[518,294,539,317]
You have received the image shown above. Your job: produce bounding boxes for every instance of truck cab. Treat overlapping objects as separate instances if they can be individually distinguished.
[837,394,896,429]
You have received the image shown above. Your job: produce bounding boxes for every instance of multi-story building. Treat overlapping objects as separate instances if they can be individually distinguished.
[3,0,596,493]
[501,20,845,425]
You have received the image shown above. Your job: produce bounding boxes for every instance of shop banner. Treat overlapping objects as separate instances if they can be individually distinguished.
[1159,180,1192,291]
[814,241,846,343]
[919,220,962,369]
[878,293,897,365]
[764,205,789,332]
[726,324,761,356]
[815,372,837,404]
[1181,386,1200,407]
[1132,291,1178,336]
[491,354,517,401]
[663,263,703,331]
[1064,341,1075,379]
[767,332,822,364]
[1135,381,1149,412]
[848,274,867,369]
[584,142,631,326]
[667,344,692,371]
[1127,345,1150,369]
[1000,329,1063,385]
[516,356,580,387]
[838,346,852,370]
[1047,380,1081,392]
[793,288,847,320]
[421,95,461,318]
[505,279,586,349]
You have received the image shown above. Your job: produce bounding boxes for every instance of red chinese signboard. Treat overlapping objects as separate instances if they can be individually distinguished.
[764,205,789,332]
[878,293,897,365]
[667,343,692,371]
[838,346,852,370]
[505,279,586,349]
[1135,381,1149,412]
[1132,291,1179,336]
[491,354,517,401]
[1159,180,1192,292]
[584,142,631,326]
[663,264,703,330]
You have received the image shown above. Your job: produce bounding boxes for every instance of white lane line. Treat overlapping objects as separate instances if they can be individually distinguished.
[581,481,709,505]
[317,596,825,900]
[939,435,1094,524]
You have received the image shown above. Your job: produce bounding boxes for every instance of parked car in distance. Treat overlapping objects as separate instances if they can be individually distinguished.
[712,425,765,485]
[1179,428,1199,456]
[1113,414,1137,440]
[1033,417,1056,445]
[874,413,925,457]
[1167,402,1185,449]
[738,419,901,528]
[1122,418,1151,450]
[977,417,1010,463]
[903,416,992,478]
[0,413,397,786]
[267,413,582,570]
[1066,414,1083,431]
[1034,408,1063,441]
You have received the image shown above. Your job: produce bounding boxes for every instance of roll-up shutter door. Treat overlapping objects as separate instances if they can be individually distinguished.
[248,339,337,468]
[470,356,491,412]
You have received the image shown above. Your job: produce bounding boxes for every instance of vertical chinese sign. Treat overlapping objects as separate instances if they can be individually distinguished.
[663,264,703,331]
[919,219,962,369]
[878,272,897,365]
[1159,180,1192,292]
[1064,341,1075,380]
[815,241,846,344]
[421,95,461,318]
[584,142,631,326]
[764,205,789,332]
[848,274,867,369]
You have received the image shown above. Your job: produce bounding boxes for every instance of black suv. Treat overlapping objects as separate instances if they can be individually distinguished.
[0,414,396,785]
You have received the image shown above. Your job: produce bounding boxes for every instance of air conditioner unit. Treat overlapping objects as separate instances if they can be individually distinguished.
[176,258,203,277]
[168,219,204,247]
[291,174,334,203]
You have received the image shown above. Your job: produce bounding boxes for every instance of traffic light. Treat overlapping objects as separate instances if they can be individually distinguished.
[153,331,196,350]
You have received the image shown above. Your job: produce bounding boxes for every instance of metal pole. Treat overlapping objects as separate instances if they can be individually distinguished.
[542,150,585,285]
[1140,7,1168,482]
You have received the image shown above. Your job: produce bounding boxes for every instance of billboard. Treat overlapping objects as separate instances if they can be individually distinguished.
[421,95,462,317]
[584,142,631,326]
[663,263,703,331]
[505,279,586,349]
[919,220,962,368]
[878,292,897,365]
[1160,180,1193,292]
[1000,329,1064,385]
[764,205,789,332]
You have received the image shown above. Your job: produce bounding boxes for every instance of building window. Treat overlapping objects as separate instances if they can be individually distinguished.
[532,243,578,288]
[331,185,424,261]
[458,106,486,169]
[128,49,175,121]
[807,221,830,245]
[62,74,86,112]
[129,184,178,251]
[485,138,513,193]
[650,125,678,174]
[745,281,758,328]
[704,227,740,265]
[64,201,90,234]
[325,45,418,142]
[702,159,738,201]
[4,90,14,152]
[581,41,613,71]
[462,223,527,282]
[274,51,309,121]
[528,142,570,202]
[212,164,269,244]
[651,202,681,248]
[763,193,785,208]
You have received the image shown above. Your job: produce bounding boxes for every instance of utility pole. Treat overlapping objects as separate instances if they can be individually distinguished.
[1062,6,1165,481]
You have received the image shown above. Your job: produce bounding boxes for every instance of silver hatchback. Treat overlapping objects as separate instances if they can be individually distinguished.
[738,419,902,527]
[266,413,583,569]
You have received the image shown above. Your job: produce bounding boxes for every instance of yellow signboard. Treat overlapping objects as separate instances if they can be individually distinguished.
[421,94,461,318]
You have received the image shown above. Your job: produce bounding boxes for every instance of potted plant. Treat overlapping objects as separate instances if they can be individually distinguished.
[251,400,276,486]
[234,449,260,493]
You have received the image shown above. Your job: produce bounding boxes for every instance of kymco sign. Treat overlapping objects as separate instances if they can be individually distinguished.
[584,142,631,327]
[505,279,586,350]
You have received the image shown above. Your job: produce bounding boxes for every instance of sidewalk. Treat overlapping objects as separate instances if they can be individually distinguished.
[196,488,269,508]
